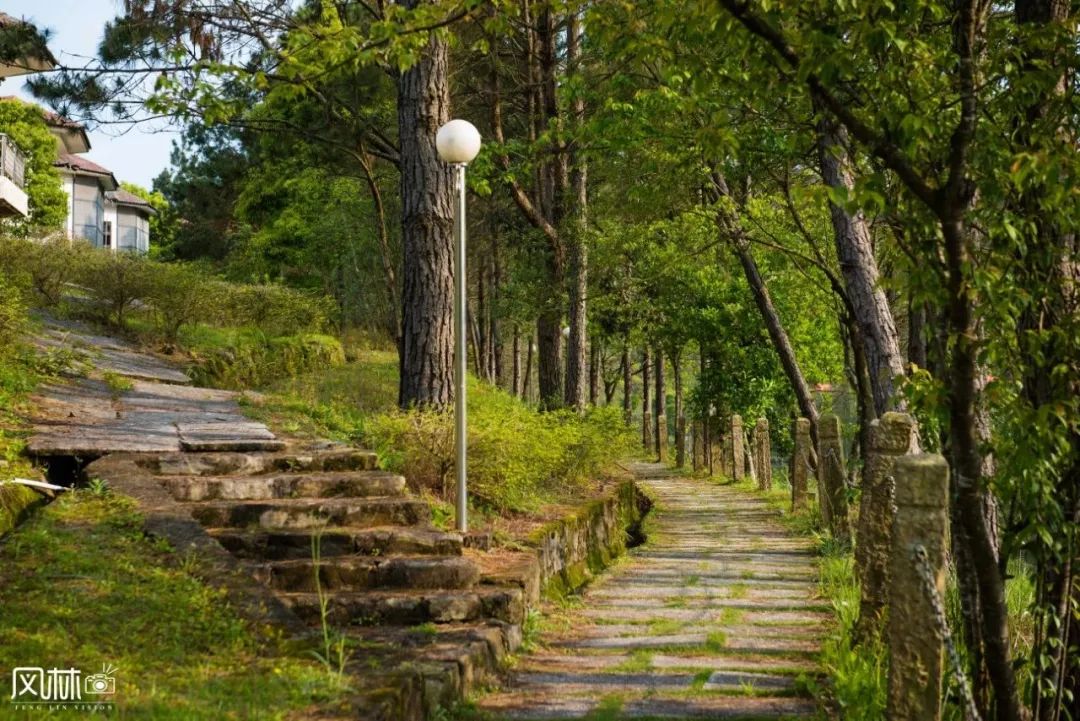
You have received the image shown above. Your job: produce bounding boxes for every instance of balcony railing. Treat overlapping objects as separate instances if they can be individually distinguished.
[0,134,27,189]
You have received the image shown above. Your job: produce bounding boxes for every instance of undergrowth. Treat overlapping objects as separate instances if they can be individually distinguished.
[0,490,355,719]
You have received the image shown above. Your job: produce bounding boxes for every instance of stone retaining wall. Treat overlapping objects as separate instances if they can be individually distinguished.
[529,478,652,602]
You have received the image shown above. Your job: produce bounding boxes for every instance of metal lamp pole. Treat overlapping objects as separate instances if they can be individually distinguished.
[436,119,481,534]
[452,161,468,533]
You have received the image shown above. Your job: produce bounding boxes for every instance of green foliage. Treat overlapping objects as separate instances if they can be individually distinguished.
[0,98,67,232]
[187,330,346,390]
[365,383,636,514]
[0,234,92,306]
[0,490,356,718]
[0,271,27,349]
[145,262,215,345]
[78,249,155,327]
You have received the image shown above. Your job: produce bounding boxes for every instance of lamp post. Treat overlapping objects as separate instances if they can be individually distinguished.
[436,119,481,533]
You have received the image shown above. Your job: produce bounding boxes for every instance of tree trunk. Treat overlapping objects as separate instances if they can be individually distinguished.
[815,108,907,416]
[673,348,685,468]
[512,325,522,397]
[524,327,535,402]
[396,13,453,409]
[564,11,589,412]
[622,342,632,425]
[654,347,667,461]
[642,346,653,451]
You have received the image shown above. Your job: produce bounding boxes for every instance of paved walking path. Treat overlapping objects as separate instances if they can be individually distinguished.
[26,316,283,456]
[477,464,827,719]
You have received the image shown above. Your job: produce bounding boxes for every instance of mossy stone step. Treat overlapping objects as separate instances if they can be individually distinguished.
[186,497,430,529]
[280,586,525,626]
[209,526,463,560]
[248,555,479,592]
[164,470,407,501]
[479,693,819,719]
[150,448,379,477]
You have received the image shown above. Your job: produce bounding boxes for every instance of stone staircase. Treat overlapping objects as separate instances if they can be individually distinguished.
[131,446,526,717]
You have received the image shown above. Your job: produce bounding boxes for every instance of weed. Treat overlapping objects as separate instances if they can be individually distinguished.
[705,630,728,652]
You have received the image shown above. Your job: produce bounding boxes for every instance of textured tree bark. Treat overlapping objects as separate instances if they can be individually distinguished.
[673,348,685,468]
[523,327,535,402]
[396,12,453,410]
[642,346,653,451]
[815,109,907,416]
[654,348,667,461]
[537,307,563,409]
[512,325,522,397]
[564,11,589,412]
[622,342,632,425]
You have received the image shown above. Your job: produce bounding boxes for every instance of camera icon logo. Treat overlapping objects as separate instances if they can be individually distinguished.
[83,665,117,695]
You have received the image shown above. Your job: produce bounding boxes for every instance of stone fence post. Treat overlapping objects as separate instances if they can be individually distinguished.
[791,418,811,510]
[817,415,850,541]
[754,417,771,491]
[887,454,948,721]
[856,412,917,637]
[729,414,744,480]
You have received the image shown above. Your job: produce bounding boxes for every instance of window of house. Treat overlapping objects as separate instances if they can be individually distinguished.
[103,220,112,248]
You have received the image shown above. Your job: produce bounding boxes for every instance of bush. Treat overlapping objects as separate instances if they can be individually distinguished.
[187,331,346,390]
[0,235,91,307]
[145,263,215,345]
[216,283,334,337]
[0,273,28,350]
[364,383,636,513]
[77,250,155,327]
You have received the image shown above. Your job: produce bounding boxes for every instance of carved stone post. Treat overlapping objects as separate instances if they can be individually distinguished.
[817,415,850,540]
[856,412,917,637]
[790,418,811,510]
[754,417,771,491]
[729,414,744,480]
[709,422,722,477]
[887,454,948,721]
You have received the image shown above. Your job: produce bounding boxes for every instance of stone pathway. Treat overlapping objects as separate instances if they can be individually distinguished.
[25,316,282,456]
[477,464,827,720]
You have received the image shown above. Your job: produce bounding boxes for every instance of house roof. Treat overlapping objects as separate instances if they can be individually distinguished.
[106,189,157,215]
[55,152,118,190]
[0,96,91,153]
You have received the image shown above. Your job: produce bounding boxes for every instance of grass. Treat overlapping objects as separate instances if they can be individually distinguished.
[0,490,356,719]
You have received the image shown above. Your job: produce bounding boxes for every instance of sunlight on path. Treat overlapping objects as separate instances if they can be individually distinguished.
[477,463,826,720]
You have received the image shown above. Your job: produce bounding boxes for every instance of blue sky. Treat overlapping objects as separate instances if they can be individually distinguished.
[3,0,176,188]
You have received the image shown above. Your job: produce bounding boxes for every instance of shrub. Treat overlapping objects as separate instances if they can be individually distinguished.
[216,283,334,337]
[0,271,28,350]
[77,250,154,327]
[145,262,215,345]
[188,331,346,390]
[364,383,636,513]
[0,235,91,307]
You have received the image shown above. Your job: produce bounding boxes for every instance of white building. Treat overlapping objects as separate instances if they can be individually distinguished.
[0,15,153,251]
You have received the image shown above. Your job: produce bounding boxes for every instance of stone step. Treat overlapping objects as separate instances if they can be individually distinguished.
[556,630,821,655]
[280,586,525,626]
[517,652,818,676]
[209,526,463,560]
[512,669,801,694]
[164,470,407,501]
[186,497,430,529]
[478,693,819,719]
[151,448,379,477]
[248,556,479,592]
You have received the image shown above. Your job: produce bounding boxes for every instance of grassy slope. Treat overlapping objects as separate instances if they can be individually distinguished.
[0,490,352,720]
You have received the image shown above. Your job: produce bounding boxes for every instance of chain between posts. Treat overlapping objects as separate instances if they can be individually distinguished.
[911,543,983,721]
